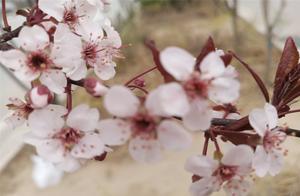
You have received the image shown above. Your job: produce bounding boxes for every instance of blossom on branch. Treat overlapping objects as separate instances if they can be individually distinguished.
[249,103,287,177]
[98,85,192,162]
[25,104,105,172]
[156,47,240,131]
[185,145,254,196]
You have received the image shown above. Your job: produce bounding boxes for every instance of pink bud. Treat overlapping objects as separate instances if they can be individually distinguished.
[133,77,146,88]
[27,85,53,109]
[84,77,108,97]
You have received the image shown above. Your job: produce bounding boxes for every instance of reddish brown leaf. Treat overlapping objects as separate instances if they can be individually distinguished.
[195,36,216,69]
[144,39,174,83]
[272,37,299,105]
[220,53,233,66]
[230,51,270,102]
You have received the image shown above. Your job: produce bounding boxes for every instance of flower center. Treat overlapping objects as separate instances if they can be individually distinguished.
[215,165,237,181]
[82,43,100,66]
[54,128,83,151]
[27,52,50,71]
[63,7,79,28]
[263,129,286,153]
[183,72,208,100]
[130,112,157,138]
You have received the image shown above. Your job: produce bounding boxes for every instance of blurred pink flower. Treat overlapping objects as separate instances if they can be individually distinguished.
[25,104,105,172]
[249,103,287,177]
[185,145,254,196]
[98,85,192,163]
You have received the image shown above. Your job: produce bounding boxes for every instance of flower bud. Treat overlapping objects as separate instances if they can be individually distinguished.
[133,77,146,88]
[27,85,53,109]
[84,77,108,97]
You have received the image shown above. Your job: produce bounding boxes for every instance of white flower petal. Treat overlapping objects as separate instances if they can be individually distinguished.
[208,77,240,104]
[97,119,131,146]
[104,85,140,117]
[31,155,64,189]
[249,108,268,137]
[145,87,170,117]
[38,0,65,21]
[0,49,26,70]
[160,47,195,81]
[129,136,162,163]
[5,112,26,130]
[190,177,220,196]
[224,179,251,196]
[264,103,278,130]
[252,145,271,177]
[94,64,116,81]
[157,120,192,150]
[63,62,88,81]
[199,52,225,79]
[15,25,49,51]
[159,83,190,116]
[55,154,82,173]
[28,105,66,138]
[103,25,122,48]
[71,132,105,159]
[36,139,66,163]
[185,155,218,177]
[269,151,284,176]
[40,70,67,94]
[78,20,103,42]
[14,68,40,82]
[67,104,99,132]
[222,145,254,167]
[183,100,212,131]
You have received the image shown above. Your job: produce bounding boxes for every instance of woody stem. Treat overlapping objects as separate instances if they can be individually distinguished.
[124,66,157,86]
[1,0,10,31]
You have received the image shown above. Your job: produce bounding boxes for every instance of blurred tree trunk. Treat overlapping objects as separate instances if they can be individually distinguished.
[231,0,239,52]
[261,0,286,84]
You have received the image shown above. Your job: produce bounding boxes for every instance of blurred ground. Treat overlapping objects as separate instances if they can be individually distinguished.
[1,1,300,196]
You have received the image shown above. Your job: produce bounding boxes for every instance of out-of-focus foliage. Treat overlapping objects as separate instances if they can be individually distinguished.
[140,0,194,10]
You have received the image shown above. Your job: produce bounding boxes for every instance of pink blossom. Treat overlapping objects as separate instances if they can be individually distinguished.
[79,20,122,80]
[156,47,240,131]
[185,145,254,196]
[25,104,105,172]
[98,85,192,162]
[0,25,73,94]
[5,97,33,129]
[38,0,97,34]
[249,103,287,177]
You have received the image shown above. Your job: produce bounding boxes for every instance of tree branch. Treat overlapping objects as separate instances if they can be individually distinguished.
[211,118,300,137]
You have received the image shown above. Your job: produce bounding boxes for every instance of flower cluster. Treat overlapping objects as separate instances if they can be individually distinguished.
[1,1,299,195]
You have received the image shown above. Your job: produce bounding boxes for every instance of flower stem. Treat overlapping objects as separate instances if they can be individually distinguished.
[1,0,10,31]
[66,79,72,113]
[202,135,209,155]
[124,66,157,86]
[127,85,148,94]
[210,129,221,153]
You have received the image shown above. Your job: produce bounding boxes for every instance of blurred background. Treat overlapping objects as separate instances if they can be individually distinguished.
[1,0,300,195]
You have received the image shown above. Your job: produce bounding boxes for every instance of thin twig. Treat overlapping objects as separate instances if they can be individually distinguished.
[211,118,300,137]
[124,66,157,86]
[1,0,10,31]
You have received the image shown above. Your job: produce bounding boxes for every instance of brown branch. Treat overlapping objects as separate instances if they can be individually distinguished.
[0,26,23,43]
[2,0,10,31]
[211,118,300,137]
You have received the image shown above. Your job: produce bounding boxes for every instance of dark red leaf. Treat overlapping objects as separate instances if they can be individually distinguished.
[195,36,216,69]
[220,53,233,66]
[272,37,299,105]
[144,39,174,83]
[230,51,270,102]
